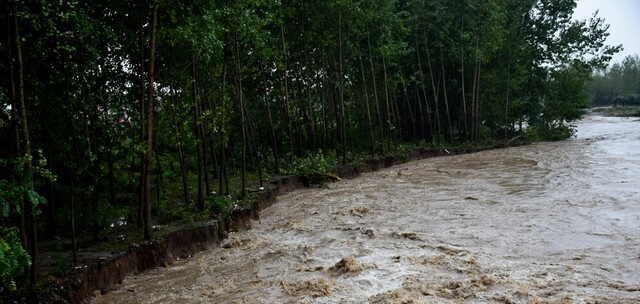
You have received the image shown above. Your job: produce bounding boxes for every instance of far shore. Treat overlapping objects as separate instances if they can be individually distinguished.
[589,105,640,117]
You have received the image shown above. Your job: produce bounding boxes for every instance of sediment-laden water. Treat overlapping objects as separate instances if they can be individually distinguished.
[93,115,640,303]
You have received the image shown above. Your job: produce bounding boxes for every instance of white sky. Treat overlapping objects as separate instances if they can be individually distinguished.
[572,0,640,65]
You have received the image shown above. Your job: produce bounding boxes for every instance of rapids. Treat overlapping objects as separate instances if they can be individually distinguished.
[93,115,640,303]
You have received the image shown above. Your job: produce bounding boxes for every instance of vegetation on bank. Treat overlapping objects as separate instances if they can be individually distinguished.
[588,55,640,107]
[590,105,640,117]
[0,0,621,300]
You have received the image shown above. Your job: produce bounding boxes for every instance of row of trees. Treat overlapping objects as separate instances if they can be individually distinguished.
[0,0,619,291]
[588,54,640,106]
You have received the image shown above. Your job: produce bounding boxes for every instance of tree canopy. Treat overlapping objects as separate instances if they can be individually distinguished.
[0,0,620,296]
[588,54,640,106]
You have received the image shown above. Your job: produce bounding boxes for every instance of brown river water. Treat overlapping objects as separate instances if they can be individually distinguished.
[93,115,640,303]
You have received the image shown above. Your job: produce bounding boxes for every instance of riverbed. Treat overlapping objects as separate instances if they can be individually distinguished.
[93,115,640,303]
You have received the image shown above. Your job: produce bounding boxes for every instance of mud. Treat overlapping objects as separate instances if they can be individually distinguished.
[92,115,640,303]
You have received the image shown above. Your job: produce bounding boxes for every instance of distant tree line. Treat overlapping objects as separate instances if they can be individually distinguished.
[588,54,640,106]
[0,0,620,291]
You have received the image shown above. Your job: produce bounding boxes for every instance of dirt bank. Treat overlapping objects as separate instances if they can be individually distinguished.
[68,146,492,303]
[91,115,640,303]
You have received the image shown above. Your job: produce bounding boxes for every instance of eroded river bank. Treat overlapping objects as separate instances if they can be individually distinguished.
[93,115,640,303]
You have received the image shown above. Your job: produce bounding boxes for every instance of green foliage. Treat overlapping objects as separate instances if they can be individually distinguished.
[156,201,192,225]
[206,196,232,220]
[588,54,640,106]
[524,123,577,142]
[0,2,621,296]
[0,179,22,217]
[283,151,339,176]
[0,227,31,292]
[51,237,70,276]
[92,201,127,234]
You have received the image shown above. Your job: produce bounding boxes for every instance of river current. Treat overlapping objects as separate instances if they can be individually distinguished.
[94,115,640,303]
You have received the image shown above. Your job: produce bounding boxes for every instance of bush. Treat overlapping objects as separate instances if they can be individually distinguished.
[0,227,31,292]
[283,151,338,175]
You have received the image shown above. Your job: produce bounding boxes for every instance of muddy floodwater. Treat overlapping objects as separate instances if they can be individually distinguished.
[94,115,640,303]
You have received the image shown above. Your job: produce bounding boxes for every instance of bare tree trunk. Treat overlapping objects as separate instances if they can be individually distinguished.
[280,21,294,161]
[138,4,147,227]
[401,78,417,140]
[258,57,280,174]
[366,36,385,156]
[415,37,434,142]
[440,48,454,142]
[321,53,328,155]
[425,35,442,138]
[233,34,247,198]
[143,0,158,240]
[460,14,469,140]
[192,56,205,211]
[359,51,375,157]
[70,179,77,264]
[154,137,162,206]
[303,53,317,152]
[382,54,393,150]
[218,35,229,196]
[475,62,482,141]
[471,37,482,141]
[204,94,219,181]
[504,48,512,138]
[170,88,190,203]
[338,9,347,164]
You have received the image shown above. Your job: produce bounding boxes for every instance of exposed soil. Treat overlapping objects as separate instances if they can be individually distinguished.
[63,148,486,303]
[86,115,640,303]
[91,115,640,303]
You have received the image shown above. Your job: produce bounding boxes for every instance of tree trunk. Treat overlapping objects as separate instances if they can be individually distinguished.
[170,88,190,203]
[70,179,77,264]
[258,57,280,174]
[11,0,38,282]
[425,35,442,138]
[204,93,219,181]
[368,36,385,155]
[382,54,393,150]
[280,21,294,161]
[234,34,247,198]
[219,36,229,196]
[359,51,375,157]
[504,48,512,138]
[138,5,147,227]
[304,53,317,152]
[401,78,417,140]
[338,9,347,164]
[143,0,158,240]
[192,55,205,211]
[107,139,117,206]
[5,0,27,249]
[440,48,454,142]
[471,37,482,141]
[415,37,434,142]
[475,62,482,141]
[460,14,469,140]
[320,54,328,155]
[154,137,162,206]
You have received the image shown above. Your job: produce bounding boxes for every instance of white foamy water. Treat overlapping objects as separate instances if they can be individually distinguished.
[94,115,640,303]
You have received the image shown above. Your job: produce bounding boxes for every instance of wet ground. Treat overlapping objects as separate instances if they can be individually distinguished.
[93,115,640,303]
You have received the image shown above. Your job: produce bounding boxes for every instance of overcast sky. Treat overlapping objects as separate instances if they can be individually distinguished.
[572,0,640,65]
